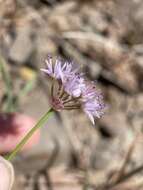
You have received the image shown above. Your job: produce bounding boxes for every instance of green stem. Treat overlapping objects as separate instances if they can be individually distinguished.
[5,108,54,161]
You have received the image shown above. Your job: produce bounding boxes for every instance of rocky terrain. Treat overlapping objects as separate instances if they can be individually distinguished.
[0,0,143,189]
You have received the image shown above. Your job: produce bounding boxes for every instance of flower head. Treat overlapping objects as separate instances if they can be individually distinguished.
[41,56,105,125]
[41,56,77,82]
[82,82,105,124]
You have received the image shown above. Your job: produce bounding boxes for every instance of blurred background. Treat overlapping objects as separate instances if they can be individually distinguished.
[0,0,143,189]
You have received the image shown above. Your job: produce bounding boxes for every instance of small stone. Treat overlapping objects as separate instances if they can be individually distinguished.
[87,61,102,78]
[99,111,129,137]
[9,25,34,64]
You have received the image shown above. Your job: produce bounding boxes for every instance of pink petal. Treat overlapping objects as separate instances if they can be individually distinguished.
[0,113,40,154]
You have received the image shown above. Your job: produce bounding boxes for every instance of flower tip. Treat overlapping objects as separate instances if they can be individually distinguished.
[40,68,45,72]
[40,68,49,74]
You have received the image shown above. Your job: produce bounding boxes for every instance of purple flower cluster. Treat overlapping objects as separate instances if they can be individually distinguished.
[41,56,105,124]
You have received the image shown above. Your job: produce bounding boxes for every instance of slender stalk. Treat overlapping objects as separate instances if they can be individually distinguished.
[5,108,54,161]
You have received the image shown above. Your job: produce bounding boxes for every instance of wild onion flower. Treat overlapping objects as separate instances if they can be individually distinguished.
[41,56,105,124]
[6,56,105,162]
